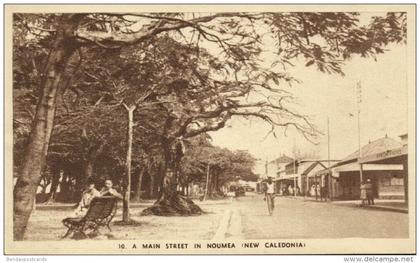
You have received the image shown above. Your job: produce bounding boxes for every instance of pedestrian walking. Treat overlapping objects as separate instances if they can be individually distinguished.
[263,176,275,215]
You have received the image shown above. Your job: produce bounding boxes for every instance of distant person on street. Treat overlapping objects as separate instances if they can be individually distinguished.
[288,185,293,195]
[73,180,100,217]
[365,179,374,205]
[310,184,316,197]
[320,185,328,202]
[100,179,123,199]
[360,181,367,206]
[316,183,321,200]
[264,177,275,212]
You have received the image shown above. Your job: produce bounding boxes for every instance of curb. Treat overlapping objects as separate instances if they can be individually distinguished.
[362,205,408,214]
[276,195,408,213]
[331,203,408,214]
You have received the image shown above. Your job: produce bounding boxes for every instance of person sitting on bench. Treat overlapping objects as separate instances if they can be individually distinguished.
[74,180,100,217]
[100,179,123,199]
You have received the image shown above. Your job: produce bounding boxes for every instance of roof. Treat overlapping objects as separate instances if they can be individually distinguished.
[285,159,339,167]
[301,161,326,175]
[338,136,403,165]
[359,144,407,164]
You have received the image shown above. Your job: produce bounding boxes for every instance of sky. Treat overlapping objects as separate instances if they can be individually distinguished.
[123,12,408,175]
[208,43,408,175]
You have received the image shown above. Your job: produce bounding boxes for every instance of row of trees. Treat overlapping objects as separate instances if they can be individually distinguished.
[13,12,406,240]
[181,136,258,199]
[28,133,257,204]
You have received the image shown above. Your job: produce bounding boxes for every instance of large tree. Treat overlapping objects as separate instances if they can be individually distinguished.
[13,12,406,239]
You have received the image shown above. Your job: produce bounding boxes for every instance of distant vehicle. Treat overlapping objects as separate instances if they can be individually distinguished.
[236,186,246,196]
[245,186,255,192]
[229,185,245,197]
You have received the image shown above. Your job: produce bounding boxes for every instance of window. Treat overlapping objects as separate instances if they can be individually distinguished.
[390,176,404,186]
[381,176,391,186]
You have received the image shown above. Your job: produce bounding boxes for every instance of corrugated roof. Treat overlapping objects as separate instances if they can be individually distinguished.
[339,136,403,165]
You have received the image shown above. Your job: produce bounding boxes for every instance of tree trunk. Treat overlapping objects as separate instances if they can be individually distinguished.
[208,172,215,199]
[149,173,155,199]
[122,104,136,222]
[203,163,211,200]
[133,167,144,202]
[84,160,93,179]
[186,183,189,196]
[73,159,93,200]
[13,14,82,240]
[215,174,222,196]
[45,168,60,204]
[141,140,202,216]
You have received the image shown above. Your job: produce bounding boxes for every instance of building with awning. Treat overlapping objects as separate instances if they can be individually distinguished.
[276,160,336,195]
[258,154,293,193]
[265,154,294,180]
[319,135,408,200]
[358,144,408,202]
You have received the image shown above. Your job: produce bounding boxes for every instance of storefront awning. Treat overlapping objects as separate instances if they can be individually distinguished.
[311,169,331,178]
[277,173,298,180]
[332,162,403,173]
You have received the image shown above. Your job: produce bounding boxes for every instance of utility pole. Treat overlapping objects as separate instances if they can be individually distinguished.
[265,159,268,177]
[327,116,332,200]
[356,81,363,185]
[293,139,297,197]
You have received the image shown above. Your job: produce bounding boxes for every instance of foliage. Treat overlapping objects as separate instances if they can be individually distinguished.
[12,11,407,195]
[181,136,258,190]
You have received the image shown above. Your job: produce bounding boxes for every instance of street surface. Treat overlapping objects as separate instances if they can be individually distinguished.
[25,194,408,241]
[230,194,409,239]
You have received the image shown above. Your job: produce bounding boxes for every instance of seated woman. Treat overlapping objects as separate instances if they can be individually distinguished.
[73,180,100,217]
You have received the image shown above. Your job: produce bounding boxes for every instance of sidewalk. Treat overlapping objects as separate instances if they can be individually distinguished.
[276,194,408,213]
[332,199,408,213]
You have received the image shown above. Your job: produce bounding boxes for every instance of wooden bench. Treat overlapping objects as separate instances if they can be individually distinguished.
[62,196,118,239]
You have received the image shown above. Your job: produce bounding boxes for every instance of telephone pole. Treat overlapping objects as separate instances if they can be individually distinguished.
[356,81,363,184]
[293,138,297,197]
[327,117,332,200]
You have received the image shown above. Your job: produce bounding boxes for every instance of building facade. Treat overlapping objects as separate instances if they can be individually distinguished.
[321,135,408,201]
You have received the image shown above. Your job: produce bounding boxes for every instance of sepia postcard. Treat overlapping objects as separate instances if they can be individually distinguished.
[4,4,416,255]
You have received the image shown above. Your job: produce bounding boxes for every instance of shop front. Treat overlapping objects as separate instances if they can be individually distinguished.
[331,162,404,200]
[276,173,299,195]
[359,145,408,202]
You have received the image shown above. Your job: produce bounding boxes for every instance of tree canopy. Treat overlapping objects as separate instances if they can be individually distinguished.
[12,11,407,238]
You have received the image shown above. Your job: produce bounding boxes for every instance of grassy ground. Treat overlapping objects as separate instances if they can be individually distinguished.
[24,201,227,241]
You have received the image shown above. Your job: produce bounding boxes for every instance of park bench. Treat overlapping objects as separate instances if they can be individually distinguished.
[62,196,118,239]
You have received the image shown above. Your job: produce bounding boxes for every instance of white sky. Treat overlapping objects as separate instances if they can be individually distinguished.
[209,43,408,174]
[129,12,407,176]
